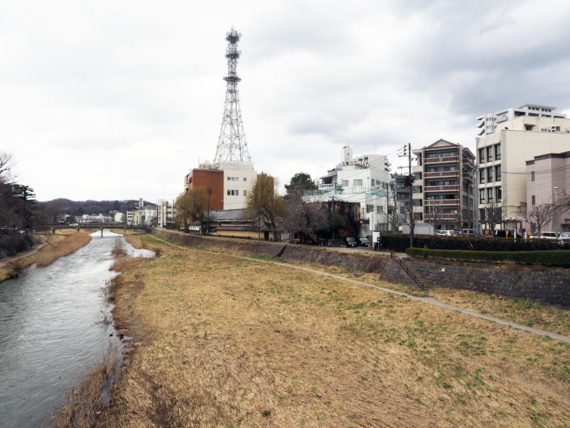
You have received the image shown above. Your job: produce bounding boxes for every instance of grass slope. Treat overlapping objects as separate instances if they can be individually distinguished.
[99,235,570,427]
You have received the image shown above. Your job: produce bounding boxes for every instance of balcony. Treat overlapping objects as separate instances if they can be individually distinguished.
[424,156,459,164]
[424,171,459,179]
[424,199,460,205]
[424,185,460,192]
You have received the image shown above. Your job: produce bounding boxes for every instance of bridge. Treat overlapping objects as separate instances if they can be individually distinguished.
[37,224,152,236]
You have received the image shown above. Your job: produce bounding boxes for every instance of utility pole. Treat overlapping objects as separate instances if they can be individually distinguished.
[400,143,415,248]
[408,142,414,248]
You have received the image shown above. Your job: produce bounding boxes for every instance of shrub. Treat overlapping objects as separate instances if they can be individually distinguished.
[381,234,568,252]
[406,248,570,268]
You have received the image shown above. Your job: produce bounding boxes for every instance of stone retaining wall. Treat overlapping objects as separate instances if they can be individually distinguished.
[380,258,570,307]
[154,229,389,273]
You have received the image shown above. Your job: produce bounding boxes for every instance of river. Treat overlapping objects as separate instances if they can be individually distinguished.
[0,230,152,428]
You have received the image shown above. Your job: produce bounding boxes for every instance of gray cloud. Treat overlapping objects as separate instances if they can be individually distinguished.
[1,0,569,200]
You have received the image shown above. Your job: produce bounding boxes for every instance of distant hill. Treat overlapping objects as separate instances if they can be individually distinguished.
[39,199,156,217]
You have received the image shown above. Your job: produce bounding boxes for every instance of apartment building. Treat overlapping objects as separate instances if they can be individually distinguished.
[412,139,475,231]
[525,151,570,233]
[303,146,391,236]
[184,161,257,211]
[476,105,570,233]
[156,199,177,228]
[477,104,566,136]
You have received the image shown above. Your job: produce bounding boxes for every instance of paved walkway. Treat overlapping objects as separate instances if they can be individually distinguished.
[151,235,570,344]
[0,238,46,271]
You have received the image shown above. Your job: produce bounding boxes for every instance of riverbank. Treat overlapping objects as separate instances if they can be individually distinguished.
[0,230,92,282]
[95,234,569,427]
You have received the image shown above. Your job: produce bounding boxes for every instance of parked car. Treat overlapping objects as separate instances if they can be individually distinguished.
[358,237,369,247]
[530,231,559,240]
[494,230,523,239]
[435,230,453,236]
[558,231,570,244]
[345,237,357,247]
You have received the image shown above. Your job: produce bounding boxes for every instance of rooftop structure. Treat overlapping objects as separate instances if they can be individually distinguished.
[477,104,567,136]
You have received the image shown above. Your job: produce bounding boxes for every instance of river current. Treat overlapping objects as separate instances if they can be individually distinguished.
[0,230,152,428]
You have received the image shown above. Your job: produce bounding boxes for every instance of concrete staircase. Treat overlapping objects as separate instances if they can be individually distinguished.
[393,256,429,290]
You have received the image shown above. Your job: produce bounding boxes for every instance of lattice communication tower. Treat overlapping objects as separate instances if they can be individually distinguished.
[214,29,251,163]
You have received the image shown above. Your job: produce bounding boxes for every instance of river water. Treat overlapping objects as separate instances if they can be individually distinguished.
[0,230,152,428]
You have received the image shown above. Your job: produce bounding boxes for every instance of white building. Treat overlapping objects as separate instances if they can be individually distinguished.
[126,210,135,226]
[114,212,125,223]
[476,105,570,233]
[477,104,567,136]
[303,146,391,236]
[219,161,258,210]
[157,199,177,228]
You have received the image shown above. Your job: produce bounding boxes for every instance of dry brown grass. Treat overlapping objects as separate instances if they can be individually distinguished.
[125,235,143,249]
[35,232,92,267]
[50,354,119,428]
[95,235,570,427]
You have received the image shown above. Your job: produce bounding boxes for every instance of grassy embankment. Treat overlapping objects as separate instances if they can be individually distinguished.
[0,230,92,281]
[95,234,570,427]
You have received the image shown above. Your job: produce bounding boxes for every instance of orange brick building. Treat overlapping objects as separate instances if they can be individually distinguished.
[184,168,224,210]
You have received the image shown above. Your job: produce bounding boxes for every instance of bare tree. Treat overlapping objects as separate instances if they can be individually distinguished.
[175,189,208,233]
[524,203,559,234]
[424,201,443,230]
[0,152,13,184]
[283,194,328,243]
[248,173,285,240]
[481,202,502,234]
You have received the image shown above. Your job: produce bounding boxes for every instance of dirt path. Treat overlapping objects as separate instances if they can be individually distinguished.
[151,235,570,344]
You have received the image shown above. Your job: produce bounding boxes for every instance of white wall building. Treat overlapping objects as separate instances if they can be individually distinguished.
[476,105,570,232]
[477,104,567,136]
[114,212,125,223]
[303,146,391,236]
[219,161,258,210]
[157,199,176,228]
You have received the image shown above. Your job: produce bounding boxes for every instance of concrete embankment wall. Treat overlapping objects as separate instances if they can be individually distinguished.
[381,258,570,307]
[153,230,569,307]
[153,229,389,273]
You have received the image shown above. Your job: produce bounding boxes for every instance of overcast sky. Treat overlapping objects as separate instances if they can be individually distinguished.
[2,0,570,201]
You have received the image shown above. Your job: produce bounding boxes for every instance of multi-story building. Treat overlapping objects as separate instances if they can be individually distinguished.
[476,105,570,233]
[413,139,476,232]
[477,104,567,136]
[525,151,570,233]
[156,199,177,228]
[387,174,412,231]
[184,161,258,211]
[303,146,391,236]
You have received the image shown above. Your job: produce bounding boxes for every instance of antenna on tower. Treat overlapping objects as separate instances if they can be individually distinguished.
[214,28,252,163]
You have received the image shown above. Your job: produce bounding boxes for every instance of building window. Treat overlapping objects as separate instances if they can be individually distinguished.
[227,190,230,195]
[243,177,247,181]
[496,187,502,202]
[341,180,349,187]
[532,195,536,205]
[495,165,501,181]
[494,144,501,160]
[479,189,485,204]
[478,148,485,163]
[353,179,363,187]
[366,204,374,213]
[486,146,493,162]
[486,167,493,182]
[243,190,247,196]
[376,206,383,214]
[531,171,535,181]
[487,188,493,202]
[479,168,485,184]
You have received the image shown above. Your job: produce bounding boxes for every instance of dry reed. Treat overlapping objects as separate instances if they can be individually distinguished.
[35,232,92,267]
